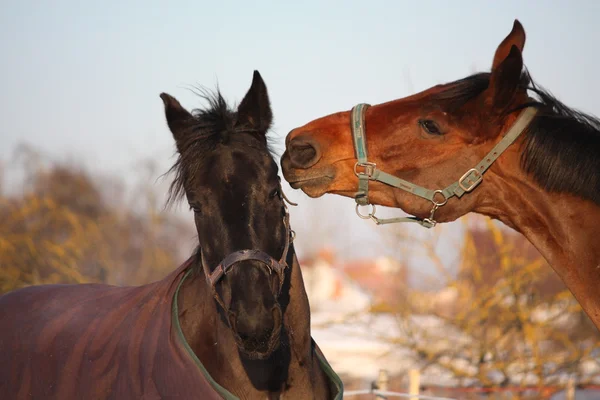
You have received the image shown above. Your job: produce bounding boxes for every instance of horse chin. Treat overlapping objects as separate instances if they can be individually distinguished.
[299,184,328,198]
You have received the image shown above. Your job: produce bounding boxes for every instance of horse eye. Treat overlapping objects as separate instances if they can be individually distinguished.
[419,120,442,135]
[189,204,201,213]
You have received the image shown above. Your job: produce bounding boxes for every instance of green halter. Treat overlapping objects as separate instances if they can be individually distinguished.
[350,103,538,228]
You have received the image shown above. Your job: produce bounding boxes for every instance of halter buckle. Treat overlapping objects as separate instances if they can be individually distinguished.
[459,168,483,192]
[354,161,377,179]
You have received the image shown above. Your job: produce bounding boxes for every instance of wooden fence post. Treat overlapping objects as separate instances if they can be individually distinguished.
[566,377,575,400]
[409,369,420,397]
[376,369,388,399]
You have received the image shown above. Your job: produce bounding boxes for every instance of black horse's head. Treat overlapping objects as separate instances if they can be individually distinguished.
[161,71,290,360]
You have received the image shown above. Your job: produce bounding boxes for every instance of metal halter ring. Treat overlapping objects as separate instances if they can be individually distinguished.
[355,203,376,220]
[431,190,448,207]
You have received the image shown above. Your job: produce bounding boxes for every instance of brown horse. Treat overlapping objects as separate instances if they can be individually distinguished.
[0,71,343,399]
[281,20,600,331]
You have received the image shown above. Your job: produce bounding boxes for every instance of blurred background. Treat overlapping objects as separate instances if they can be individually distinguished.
[1,1,599,399]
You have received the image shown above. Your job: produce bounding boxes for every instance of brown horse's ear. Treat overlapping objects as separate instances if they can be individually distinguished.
[491,20,526,70]
[160,93,194,146]
[484,20,526,109]
[486,45,524,109]
[237,70,273,136]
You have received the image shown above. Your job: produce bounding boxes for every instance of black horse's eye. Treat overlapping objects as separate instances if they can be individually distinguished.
[419,119,442,135]
[189,204,201,214]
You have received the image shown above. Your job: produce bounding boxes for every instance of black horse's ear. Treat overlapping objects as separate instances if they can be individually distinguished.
[237,70,273,135]
[160,93,194,149]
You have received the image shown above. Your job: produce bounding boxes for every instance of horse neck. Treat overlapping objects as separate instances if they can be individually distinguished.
[478,149,600,330]
[280,249,333,399]
[177,250,331,399]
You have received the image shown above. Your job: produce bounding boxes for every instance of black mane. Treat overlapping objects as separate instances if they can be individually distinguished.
[433,69,600,205]
[165,88,277,207]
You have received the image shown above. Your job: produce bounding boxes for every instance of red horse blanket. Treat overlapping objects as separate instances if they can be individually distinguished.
[0,258,343,399]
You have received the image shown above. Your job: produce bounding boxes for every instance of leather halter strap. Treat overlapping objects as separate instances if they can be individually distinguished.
[200,200,295,311]
[351,103,538,228]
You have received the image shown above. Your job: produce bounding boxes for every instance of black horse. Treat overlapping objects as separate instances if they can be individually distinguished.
[0,71,343,399]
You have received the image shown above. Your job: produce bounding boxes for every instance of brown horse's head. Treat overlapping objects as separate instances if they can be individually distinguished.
[282,20,585,224]
[161,71,291,360]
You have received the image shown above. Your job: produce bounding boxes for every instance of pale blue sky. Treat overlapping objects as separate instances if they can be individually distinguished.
[1,1,598,273]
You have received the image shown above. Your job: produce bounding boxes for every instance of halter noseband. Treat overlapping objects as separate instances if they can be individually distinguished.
[200,193,296,312]
[350,103,538,228]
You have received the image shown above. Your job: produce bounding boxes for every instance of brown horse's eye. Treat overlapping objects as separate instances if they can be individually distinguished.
[419,119,442,135]
[189,204,201,214]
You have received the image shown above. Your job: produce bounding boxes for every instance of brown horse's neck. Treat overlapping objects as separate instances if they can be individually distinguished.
[477,150,600,330]
[176,251,331,399]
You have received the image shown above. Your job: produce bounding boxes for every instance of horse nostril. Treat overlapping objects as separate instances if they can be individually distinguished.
[288,136,321,169]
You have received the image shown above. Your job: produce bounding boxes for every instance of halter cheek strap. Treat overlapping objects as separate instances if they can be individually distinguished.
[351,103,538,228]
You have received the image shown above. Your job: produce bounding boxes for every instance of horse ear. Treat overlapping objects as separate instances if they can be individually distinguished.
[491,20,526,70]
[486,45,524,109]
[485,20,526,109]
[160,93,194,146]
[237,70,273,135]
